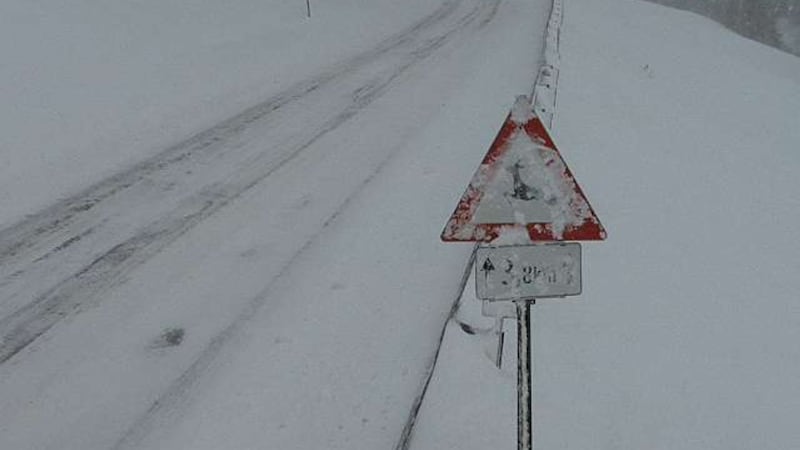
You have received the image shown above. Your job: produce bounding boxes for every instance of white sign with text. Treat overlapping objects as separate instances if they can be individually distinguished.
[476,243,581,301]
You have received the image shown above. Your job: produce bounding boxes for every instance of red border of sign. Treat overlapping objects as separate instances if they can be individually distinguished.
[441,114,606,242]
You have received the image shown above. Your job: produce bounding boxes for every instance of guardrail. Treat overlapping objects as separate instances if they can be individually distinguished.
[395,2,567,448]
[531,0,563,128]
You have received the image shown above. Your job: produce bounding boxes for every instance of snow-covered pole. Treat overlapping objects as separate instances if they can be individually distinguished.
[516,299,534,450]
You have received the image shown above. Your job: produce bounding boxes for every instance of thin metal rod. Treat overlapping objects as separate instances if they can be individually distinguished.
[495,317,504,369]
[306,0,311,18]
[516,300,534,450]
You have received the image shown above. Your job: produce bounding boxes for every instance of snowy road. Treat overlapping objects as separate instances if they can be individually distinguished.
[0,0,548,448]
[0,0,493,364]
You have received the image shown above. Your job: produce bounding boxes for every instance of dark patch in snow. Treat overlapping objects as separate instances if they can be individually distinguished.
[457,320,477,335]
[150,328,185,349]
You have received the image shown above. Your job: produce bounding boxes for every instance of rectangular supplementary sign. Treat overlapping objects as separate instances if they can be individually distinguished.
[475,243,581,301]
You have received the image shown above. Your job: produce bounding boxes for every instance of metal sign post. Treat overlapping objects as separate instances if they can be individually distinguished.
[516,299,534,450]
[440,97,606,450]
[475,243,581,450]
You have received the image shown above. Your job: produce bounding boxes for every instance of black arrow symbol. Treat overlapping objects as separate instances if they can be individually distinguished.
[482,258,495,274]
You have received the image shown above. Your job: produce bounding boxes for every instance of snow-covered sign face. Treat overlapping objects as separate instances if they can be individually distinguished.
[471,132,566,225]
[441,101,606,243]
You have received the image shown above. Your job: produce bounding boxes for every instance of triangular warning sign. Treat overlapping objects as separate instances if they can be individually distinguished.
[441,98,606,243]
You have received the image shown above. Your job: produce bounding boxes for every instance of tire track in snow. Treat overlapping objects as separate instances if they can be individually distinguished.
[0,0,476,365]
[109,1,502,448]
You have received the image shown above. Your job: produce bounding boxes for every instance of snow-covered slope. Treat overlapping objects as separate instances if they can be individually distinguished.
[410,0,800,449]
[548,2,800,447]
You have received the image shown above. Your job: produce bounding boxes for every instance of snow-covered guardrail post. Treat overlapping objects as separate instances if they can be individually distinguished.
[531,0,564,128]
[440,96,606,450]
